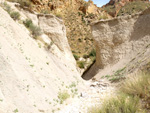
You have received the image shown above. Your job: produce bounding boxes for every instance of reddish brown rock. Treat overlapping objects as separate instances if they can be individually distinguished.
[106,0,148,6]
[104,0,149,17]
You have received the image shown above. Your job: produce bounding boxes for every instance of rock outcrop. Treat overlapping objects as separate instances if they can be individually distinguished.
[103,0,150,17]
[83,7,150,80]
[22,0,110,58]
[0,4,83,113]
[106,0,149,6]
[38,14,75,62]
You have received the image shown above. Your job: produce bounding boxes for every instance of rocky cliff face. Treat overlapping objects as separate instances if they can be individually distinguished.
[103,0,150,17]
[106,0,148,6]
[0,2,84,112]
[13,0,110,59]
[83,7,150,80]
[38,14,76,62]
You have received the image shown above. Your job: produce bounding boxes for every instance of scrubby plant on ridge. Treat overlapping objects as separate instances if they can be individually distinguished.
[58,90,70,104]
[23,19,42,38]
[89,93,144,113]
[77,61,86,69]
[118,1,150,16]
[1,2,20,21]
[10,11,20,20]
[7,0,32,8]
[121,72,150,110]
[90,72,150,113]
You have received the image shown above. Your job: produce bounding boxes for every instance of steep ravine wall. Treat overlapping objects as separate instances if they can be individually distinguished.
[83,7,150,80]
[0,5,84,113]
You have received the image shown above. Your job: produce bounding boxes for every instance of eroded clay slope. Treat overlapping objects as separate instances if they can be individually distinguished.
[0,6,83,113]
[83,7,150,80]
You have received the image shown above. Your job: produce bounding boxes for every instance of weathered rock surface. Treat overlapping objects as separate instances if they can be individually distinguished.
[104,0,149,17]
[38,14,76,63]
[0,5,83,113]
[106,0,148,6]
[83,7,150,80]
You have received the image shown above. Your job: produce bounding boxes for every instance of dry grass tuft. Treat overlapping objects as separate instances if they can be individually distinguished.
[90,72,150,113]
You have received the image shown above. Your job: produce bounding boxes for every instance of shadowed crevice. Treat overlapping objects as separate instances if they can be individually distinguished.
[82,61,100,80]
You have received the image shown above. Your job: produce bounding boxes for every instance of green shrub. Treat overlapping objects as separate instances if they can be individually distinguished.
[121,72,150,97]
[77,61,85,69]
[10,11,20,20]
[29,24,41,37]
[1,2,20,21]
[55,13,63,18]
[99,14,108,20]
[91,72,150,113]
[58,91,70,104]
[23,19,32,28]
[23,19,42,37]
[89,49,96,57]
[1,2,11,13]
[121,72,150,109]
[73,54,79,60]
[83,54,89,59]
[102,67,126,82]
[90,93,144,113]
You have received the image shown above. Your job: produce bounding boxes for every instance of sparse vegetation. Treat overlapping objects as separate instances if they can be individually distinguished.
[90,93,144,113]
[23,19,42,37]
[23,19,32,28]
[13,109,19,113]
[1,2,11,13]
[99,14,109,20]
[77,61,85,69]
[103,1,150,17]
[7,0,32,8]
[1,2,20,21]
[102,67,126,82]
[58,91,70,104]
[10,11,20,20]
[40,9,50,14]
[121,72,150,110]
[91,72,150,113]
[55,13,63,19]
[118,1,150,16]
[89,49,96,57]
[73,54,80,60]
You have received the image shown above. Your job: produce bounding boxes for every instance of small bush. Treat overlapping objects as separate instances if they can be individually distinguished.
[89,49,96,57]
[10,11,20,20]
[99,14,108,20]
[1,2,11,13]
[77,61,85,69]
[73,54,79,60]
[1,2,20,21]
[121,72,150,96]
[23,19,42,37]
[29,24,41,37]
[83,54,89,59]
[102,67,126,82]
[121,72,150,109]
[55,13,62,19]
[90,93,144,113]
[23,19,32,28]
[91,72,150,113]
[58,91,70,104]
[40,9,50,14]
